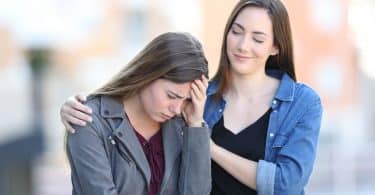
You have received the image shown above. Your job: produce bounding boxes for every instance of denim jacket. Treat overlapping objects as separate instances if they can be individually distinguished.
[204,70,323,195]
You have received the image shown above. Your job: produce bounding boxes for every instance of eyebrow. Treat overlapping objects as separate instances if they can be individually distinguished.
[168,90,192,100]
[168,91,185,99]
[232,22,268,36]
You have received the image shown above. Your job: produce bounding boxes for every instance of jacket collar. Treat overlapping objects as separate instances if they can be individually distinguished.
[97,95,183,186]
[268,70,296,102]
[99,96,125,118]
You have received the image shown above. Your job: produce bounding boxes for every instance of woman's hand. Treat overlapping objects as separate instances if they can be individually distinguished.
[60,93,92,133]
[182,75,208,127]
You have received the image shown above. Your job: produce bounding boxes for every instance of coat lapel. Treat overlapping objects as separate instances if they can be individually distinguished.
[99,96,184,191]
[99,96,151,186]
[112,118,152,186]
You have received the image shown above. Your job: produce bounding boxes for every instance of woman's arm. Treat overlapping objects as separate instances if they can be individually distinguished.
[210,140,258,189]
[179,126,211,195]
[210,97,323,195]
[178,76,211,195]
[258,98,323,194]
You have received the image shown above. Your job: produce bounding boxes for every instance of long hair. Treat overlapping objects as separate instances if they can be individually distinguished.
[212,0,295,100]
[92,32,209,99]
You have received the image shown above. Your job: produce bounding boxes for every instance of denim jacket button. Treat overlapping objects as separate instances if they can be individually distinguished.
[272,100,277,105]
[219,109,223,112]
[269,133,274,137]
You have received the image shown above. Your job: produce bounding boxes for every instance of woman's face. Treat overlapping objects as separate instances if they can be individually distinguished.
[226,6,279,76]
[139,79,192,123]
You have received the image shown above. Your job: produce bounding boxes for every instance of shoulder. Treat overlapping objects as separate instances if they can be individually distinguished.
[294,83,321,106]
[85,95,102,114]
[70,95,106,136]
[277,72,321,106]
[287,82,323,122]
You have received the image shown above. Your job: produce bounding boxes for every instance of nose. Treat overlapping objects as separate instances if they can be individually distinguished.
[169,99,185,115]
[238,35,250,52]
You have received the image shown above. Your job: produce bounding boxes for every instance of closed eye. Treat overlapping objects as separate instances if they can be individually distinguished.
[230,23,244,35]
[167,93,177,99]
[231,28,241,35]
[253,38,264,43]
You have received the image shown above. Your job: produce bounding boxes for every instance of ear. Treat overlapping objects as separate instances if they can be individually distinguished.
[270,45,279,56]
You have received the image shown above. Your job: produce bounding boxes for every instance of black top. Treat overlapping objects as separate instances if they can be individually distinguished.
[211,108,271,195]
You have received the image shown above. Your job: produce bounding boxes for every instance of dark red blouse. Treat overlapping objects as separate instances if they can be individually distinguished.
[134,130,165,195]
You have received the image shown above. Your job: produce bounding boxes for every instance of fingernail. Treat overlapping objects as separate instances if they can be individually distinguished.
[89,117,93,122]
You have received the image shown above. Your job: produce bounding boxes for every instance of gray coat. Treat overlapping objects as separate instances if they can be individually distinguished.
[66,96,211,195]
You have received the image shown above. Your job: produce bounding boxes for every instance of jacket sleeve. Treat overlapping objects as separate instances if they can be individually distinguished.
[256,97,323,195]
[178,126,212,195]
[66,120,119,195]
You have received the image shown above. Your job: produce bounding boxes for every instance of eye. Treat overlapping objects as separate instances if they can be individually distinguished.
[231,29,241,35]
[167,93,177,99]
[230,26,242,35]
[253,38,264,44]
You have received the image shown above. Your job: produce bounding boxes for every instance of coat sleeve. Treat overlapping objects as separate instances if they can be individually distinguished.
[256,96,323,195]
[178,126,212,195]
[66,120,119,195]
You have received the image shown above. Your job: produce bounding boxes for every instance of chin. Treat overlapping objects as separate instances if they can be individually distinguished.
[152,116,167,123]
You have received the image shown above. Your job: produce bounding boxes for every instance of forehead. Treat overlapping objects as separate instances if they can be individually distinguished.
[233,6,273,33]
[153,79,192,96]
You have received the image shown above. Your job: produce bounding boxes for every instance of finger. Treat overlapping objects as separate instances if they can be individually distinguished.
[75,93,87,103]
[191,82,205,100]
[63,113,88,126]
[181,109,188,123]
[62,120,76,133]
[190,85,204,109]
[70,108,93,122]
[191,83,201,101]
[201,75,208,88]
[194,79,207,94]
[181,109,186,119]
[61,102,92,122]
[67,98,92,114]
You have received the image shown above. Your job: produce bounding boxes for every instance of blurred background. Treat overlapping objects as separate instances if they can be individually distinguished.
[0,0,374,194]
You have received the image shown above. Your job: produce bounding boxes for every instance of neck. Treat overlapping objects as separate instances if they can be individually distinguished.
[123,95,160,140]
[226,71,278,101]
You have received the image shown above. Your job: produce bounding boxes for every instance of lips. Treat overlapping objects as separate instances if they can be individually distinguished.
[161,113,173,120]
[233,53,251,61]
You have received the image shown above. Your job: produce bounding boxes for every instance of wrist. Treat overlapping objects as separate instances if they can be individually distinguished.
[210,140,219,157]
[188,119,207,127]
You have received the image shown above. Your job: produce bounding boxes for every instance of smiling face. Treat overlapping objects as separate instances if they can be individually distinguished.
[226,6,279,77]
[139,79,192,123]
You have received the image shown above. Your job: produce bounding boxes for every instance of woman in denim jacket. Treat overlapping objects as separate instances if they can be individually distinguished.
[61,0,322,194]
[205,0,322,194]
